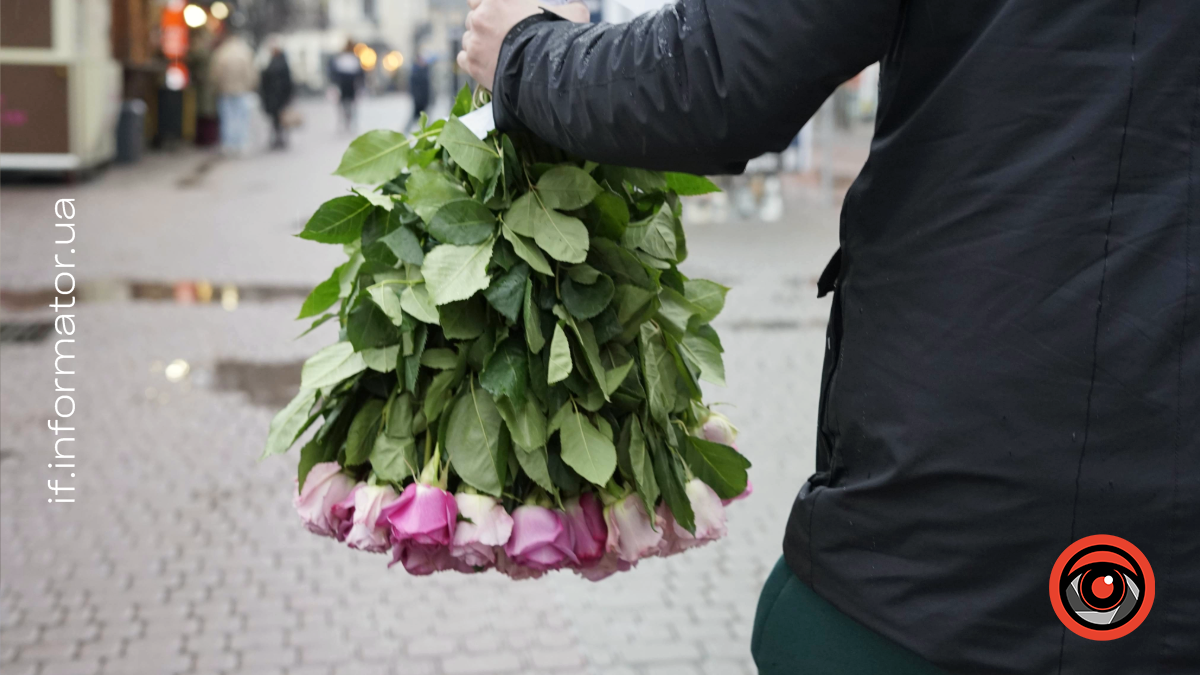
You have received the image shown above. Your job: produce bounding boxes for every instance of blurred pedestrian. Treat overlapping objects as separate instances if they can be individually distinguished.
[459,0,1200,674]
[331,40,365,132]
[209,32,258,155]
[260,43,294,150]
[408,54,431,131]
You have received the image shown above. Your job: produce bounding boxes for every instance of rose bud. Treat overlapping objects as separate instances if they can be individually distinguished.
[700,410,739,447]
[659,478,728,556]
[495,550,546,580]
[451,492,514,569]
[574,550,633,582]
[563,492,608,568]
[376,476,459,574]
[604,493,665,563]
[503,505,579,572]
[328,485,361,542]
[338,484,400,553]
[294,462,357,538]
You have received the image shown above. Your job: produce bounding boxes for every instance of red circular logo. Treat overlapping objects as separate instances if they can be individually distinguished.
[1049,534,1154,640]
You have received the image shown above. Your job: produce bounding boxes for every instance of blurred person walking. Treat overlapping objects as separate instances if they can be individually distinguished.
[408,55,432,130]
[459,1,1200,674]
[331,41,365,132]
[209,33,258,156]
[260,43,294,150]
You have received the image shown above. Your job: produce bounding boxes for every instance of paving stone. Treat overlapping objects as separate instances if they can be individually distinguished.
[441,652,523,674]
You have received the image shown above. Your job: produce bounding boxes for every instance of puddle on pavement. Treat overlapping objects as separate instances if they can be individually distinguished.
[212,359,304,408]
[0,280,309,312]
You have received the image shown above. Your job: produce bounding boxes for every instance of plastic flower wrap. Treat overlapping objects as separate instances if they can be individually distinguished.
[262,89,751,580]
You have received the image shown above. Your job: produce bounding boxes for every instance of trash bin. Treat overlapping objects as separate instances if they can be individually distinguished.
[116,99,148,164]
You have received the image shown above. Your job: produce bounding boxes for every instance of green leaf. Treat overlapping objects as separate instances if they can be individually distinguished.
[366,283,406,325]
[406,165,469,222]
[400,285,439,324]
[385,391,415,437]
[523,281,545,354]
[301,342,368,390]
[345,399,385,466]
[362,345,399,372]
[423,369,458,422]
[611,167,668,192]
[480,337,528,405]
[559,408,618,486]
[656,286,701,338]
[496,395,548,451]
[334,129,411,184]
[627,416,659,515]
[564,318,607,396]
[623,205,677,260]
[561,269,615,320]
[297,438,337,492]
[514,444,557,495]
[664,172,721,196]
[483,263,529,322]
[445,380,506,497]
[685,436,751,500]
[370,432,418,483]
[505,193,589,263]
[347,302,399,351]
[680,331,726,386]
[428,199,497,245]
[437,118,500,181]
[403,323,427,393]
[614,284,657,325]
[297,266,342,319]
[650,430,694,533]
[548,323,573,384]
[536,166,602,210]
[261,388,317,459]
[639,323,676,425]
[380,222,424,265]
[300,195,372,244]
[438,295,488,339]
[588,190,630,240]
[354,187,395,211]
[501,222,554,275]
[420,348,458,369]
[423,238,495,305]
[683,279,728,325]
[451,84,473,116]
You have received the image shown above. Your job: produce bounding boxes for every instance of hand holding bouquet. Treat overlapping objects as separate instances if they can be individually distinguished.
[263,90,751,580]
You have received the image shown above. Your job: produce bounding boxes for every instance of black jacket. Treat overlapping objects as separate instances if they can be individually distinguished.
[492,1,1199,673]
[260,52,293,115]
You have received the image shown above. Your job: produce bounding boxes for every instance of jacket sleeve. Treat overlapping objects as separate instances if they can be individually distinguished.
[491,0,902,174]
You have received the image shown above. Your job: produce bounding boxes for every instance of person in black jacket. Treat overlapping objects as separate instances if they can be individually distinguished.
[408,55,431,131]
[460,1,1199,674]
[260,45,294,150]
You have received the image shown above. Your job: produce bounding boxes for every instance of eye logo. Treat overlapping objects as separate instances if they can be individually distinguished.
[1050,534,1154,640]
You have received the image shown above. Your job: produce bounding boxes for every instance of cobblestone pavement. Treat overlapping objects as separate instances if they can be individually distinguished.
[1,95,858,675]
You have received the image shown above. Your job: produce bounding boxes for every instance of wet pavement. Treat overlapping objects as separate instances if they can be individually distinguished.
[0,94,865,675]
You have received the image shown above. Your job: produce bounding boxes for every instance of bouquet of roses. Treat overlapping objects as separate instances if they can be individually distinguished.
[261,90,751,580]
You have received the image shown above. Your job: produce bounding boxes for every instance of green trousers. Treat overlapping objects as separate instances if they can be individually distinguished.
[752,558,948,675]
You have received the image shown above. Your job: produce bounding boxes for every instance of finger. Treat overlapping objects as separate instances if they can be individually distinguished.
[457,50,470,74]
[466,0,482,9]
[464,9,475,31]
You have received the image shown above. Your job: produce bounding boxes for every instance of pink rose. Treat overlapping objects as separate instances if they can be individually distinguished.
[503,505,578,572]
[495,550,546,580]
[338,484,400,552]
[574,550,633,582]
[377,482,458,574]
[393,542,465,575]
[659,479,728,556]
[329,485,361,542]
[451,492,514,569]
[700,411,738,446]
[604,493,664,563]
[722,479,754,506]
[563,493,607,568]
[294,462,357,538]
